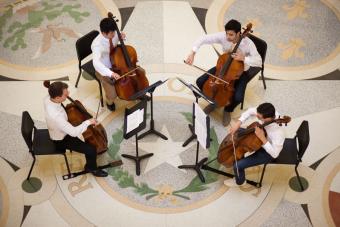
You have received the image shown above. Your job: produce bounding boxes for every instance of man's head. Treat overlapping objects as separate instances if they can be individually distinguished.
[256,103,276,122]
[48,82,69,103]
[100,18,116,39]
[224,19,241,43]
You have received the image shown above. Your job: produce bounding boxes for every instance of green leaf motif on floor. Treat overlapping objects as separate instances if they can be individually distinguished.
[0,1,90,51]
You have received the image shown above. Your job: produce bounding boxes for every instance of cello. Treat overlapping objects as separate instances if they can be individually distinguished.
[202,23,253,107]
[217,116,291,168]
[43,81,108,154]
[108,12,149,100]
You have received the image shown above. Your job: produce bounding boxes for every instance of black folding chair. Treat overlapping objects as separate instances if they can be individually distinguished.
[258,121,310,191]
[241,34,267,109]
[21,111,71,180]
[74,30,104,107]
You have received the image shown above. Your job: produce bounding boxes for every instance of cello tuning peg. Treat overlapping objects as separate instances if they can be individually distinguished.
[115,19,119,22]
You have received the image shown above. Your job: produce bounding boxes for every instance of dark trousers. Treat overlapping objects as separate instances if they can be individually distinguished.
[54,135,97,170]
[233,148,272,185]
[196,66,261,112]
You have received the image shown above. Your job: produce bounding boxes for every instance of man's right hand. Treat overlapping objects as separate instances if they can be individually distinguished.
[88,118,98,125]
[111,72,120,80]
[229,120,241,135]
[185,51,195,65]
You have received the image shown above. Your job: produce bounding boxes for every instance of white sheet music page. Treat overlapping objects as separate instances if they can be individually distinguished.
[194,102,207,149]
[126,108,144,133]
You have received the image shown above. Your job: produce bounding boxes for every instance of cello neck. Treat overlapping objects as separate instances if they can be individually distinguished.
[115,29,133,68]
[66,96,93,118]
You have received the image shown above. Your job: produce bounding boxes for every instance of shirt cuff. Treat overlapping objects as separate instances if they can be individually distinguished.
[84,120,92,127]
[192,46,198,53]
[262,141,271,152]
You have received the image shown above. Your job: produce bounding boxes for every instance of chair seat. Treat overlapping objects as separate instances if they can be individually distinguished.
[33,129,65,155]
[271,138,298,164]
[81,60,97,79]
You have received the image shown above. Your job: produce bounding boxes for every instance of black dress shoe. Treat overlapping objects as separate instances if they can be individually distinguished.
[107,102,116,111]
[91,169,108,177]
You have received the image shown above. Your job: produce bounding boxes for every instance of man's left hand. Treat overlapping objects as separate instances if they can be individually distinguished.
[231,51,245,61]
[120,32,126,40]
[255,126,267,143]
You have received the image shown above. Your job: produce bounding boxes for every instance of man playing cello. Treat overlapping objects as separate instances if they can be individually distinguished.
[223,103,285,187]
[185,19,262,126]
[44,81,108,177]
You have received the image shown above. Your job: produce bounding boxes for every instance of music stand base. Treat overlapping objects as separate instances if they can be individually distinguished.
[138,120,168,140]
[178,157,208,183]
[202,164,262,188]
[122,153,153,176]
[182,124,196,147]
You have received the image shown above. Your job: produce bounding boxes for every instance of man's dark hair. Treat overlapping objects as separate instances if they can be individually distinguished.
[100,18,116,33]
[224,19,241,33]
[48,82,68,99]
[257,103,276,119]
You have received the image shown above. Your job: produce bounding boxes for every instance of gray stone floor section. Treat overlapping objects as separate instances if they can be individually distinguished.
[261,199,312,227]
[0,192,2,217]
[122,1,164,65]
[251,80,340,118]
[0,111,46,168]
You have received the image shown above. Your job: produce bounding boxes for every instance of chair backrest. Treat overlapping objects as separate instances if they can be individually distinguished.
[75,30,99,62]
[248,34,267,66]
[21,111,35,151]
[296,120,310,160]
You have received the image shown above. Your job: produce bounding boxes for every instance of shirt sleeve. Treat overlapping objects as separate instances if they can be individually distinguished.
[54,113,92,138]
[92,44,113,77]
[192,32,226,53]
[244,39,262,68]
[238,107,257,123]
[262,130,285,158]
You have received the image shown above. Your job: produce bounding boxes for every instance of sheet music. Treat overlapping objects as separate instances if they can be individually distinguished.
[194,102,208,149]
[126,108,144,133]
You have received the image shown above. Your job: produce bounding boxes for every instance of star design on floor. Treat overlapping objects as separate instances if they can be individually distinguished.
[138,126,192,174]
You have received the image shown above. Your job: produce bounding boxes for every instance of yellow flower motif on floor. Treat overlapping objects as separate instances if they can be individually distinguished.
[153,184,181,205]
[278,38,305,60]
[283,0,309,20]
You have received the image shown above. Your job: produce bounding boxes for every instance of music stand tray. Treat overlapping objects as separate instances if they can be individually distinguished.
[130,80,168,140]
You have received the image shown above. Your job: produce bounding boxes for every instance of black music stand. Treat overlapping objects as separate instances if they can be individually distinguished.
[178,102,210,183]
[130,80,168,140]
[122,100,153,176]
[176,77,215,147]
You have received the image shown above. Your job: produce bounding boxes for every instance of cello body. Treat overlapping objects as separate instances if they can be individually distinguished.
[64,100,108,154]
[202,52,244,107]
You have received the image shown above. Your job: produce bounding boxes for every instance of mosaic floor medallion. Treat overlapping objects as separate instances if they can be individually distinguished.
[97,99,272,213]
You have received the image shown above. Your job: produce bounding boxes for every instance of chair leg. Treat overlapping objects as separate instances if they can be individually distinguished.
[261,70,266,89]
[295,164,304,191]
[258,164,267,187]
[75,68,82,88]
[27,154,36,180]
[63,153,71,176]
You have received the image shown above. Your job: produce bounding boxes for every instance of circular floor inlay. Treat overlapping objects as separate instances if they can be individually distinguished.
[288,176,309,192]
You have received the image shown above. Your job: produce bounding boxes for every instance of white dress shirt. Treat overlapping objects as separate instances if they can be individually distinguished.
[44,96,91,140]
[91,32,119,77]
[238,107,285,158]
[192,32,262,71]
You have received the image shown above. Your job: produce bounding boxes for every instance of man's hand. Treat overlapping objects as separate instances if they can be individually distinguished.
[111,72,120,80]
[88,118,98,125]
[255,126,267,143]
[231,50,245,61]
[229,120,241,135]
[185,51,195,65]
[120,32,126,40]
